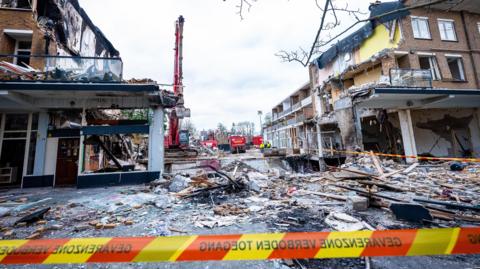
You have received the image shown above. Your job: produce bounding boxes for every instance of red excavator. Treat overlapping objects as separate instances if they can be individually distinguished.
[165,16,196,159]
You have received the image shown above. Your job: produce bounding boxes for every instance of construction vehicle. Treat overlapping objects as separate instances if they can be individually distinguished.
[229,135,247,154]
[164,16,197,160]
[252,135,263,148]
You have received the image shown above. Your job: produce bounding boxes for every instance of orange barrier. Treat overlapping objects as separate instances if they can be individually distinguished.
[0,227,479,264]
[323,149,480,163]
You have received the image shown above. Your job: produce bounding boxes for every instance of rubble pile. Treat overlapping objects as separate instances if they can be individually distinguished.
[0,154,478,268]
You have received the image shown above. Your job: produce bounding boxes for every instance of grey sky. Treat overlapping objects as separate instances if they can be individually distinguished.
[79,0,367,132]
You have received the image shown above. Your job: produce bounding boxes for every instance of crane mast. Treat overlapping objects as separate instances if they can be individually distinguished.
[168,15,185,148]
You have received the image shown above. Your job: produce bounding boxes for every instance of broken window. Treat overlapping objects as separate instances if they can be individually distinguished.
[438,19,457,41]
[411,16,431,39]
[0,0,31,9]
[419,55,441,80]
[447,56,466,81]
[14,40,32,67]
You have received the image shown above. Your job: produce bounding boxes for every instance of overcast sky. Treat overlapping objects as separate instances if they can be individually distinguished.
[79,0,367,132]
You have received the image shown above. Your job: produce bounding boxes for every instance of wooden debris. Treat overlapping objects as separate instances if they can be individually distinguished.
[297,190,347,201]
[103,223,117,229]
[370,151,385,178]
[403,162,419,174]
[27,233,42,239]
[168,227,187,233]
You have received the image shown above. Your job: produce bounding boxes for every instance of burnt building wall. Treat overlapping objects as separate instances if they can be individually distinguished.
[34,0,119,57]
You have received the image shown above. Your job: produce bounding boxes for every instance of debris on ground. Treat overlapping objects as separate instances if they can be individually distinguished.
[0,150,479,268]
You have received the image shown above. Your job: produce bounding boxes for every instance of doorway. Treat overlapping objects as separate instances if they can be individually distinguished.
[0,140,26,184]
[55,138,79,186]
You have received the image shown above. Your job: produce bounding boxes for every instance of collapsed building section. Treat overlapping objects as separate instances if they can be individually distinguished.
[266,0,480,166]
[0,0,173,188]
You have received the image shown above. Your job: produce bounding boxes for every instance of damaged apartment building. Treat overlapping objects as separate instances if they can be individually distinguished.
[264,83,318,158]
[306,0,480,164]
[0,0,172,188]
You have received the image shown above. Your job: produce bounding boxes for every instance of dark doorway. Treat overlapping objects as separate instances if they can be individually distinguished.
[55,138,79,186]
[0,140,26,184]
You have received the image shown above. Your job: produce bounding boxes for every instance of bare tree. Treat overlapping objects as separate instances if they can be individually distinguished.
[181,119,197,136]
[226,0,452,66]
[223,0,258,20]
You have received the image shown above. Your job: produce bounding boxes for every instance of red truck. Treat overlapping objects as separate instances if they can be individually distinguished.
[252,136,264,148]
[229,135,247,154]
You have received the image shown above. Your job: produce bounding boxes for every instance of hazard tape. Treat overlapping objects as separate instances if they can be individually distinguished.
[0,228,479,264]
[323,149,480,163]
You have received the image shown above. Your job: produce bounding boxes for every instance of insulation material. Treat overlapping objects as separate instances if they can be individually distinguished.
[358,22,402,63]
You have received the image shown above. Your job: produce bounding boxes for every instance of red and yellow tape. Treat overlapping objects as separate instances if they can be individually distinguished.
[323,149,480,163]
[0,227,479,264]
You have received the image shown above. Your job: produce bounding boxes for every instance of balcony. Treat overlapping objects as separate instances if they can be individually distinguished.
[390,68,432,88]
[0,54,123,83]
[301,96,312,107]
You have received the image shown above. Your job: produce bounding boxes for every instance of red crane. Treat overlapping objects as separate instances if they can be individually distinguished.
[167,15,186,148]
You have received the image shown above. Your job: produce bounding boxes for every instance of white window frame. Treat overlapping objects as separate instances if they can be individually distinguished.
[13,40,32,66]
[411,16,431,39]
[438,19,457,41]
[446,55,466,81]
[418,55,442,80]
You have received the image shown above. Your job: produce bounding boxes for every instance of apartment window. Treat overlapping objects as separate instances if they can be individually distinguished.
[478,22,480,34]
[419,55,441,80]
[438,19,457,41]
[411,16,431,39]
[14,40,32,67]
[446,56,466,81]
[0,0,31,9]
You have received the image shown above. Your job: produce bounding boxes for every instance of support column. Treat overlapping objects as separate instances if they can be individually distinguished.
[33,112,49,176]
[398,109,418,163]
[354,107,364,151]
[314,92,326,171]
[77,108,86,176]
[149,106,164,174]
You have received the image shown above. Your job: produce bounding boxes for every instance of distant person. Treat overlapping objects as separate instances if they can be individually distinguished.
[266,141,272,148]
[260,142,265,153]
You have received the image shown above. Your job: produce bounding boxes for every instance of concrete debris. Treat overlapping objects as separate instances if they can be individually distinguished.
[0,151,478,267]
[168,175,191,192]
[325,212,365,231]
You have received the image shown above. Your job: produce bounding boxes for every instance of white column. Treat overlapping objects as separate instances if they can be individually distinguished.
[149,106,164,173]
[314,90,327,173]
[314,93,324,159]
[33,112,49,176]
[77,108,86,175]
[398,109,418,163]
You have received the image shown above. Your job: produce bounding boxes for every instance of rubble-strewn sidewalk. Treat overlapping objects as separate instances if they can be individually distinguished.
[0,154,479,269]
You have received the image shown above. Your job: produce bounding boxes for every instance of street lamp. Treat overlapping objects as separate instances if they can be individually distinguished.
[257,110,263,137]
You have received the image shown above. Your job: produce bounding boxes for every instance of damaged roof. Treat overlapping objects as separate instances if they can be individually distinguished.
[313,1,409,69]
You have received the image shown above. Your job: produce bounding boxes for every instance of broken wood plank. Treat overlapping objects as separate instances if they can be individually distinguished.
[403,163,419,174]
[357,180,406,192]
[413,198,480,212]
[327,166,385,181]
[383,169,403,178]
[370,151,385,178]
[297,190,347,201]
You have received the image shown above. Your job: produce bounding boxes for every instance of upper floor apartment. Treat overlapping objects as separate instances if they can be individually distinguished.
[311,0,480,94]
[0,0,122,83]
